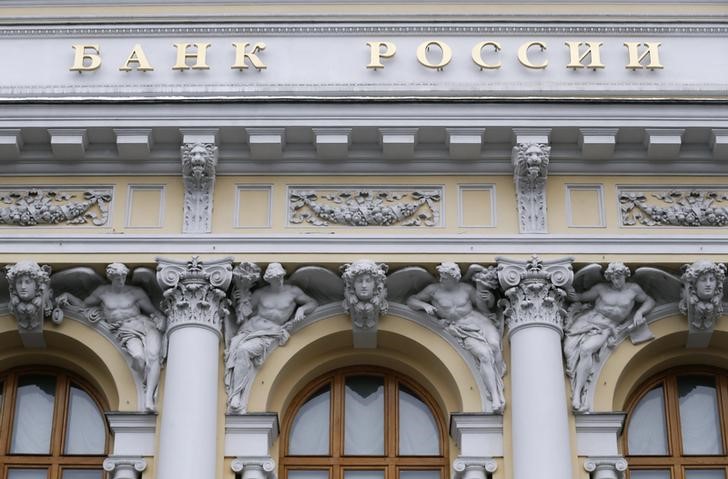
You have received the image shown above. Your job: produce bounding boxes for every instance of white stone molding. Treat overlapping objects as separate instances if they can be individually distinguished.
[0,187,113,227]
[619,187,728,227]
[114,128,153,159]
[579,128,618,159]
[711,129,728,159]
[512,129,551,234]
[496,255,574,479]
[181,129,219,234]
[3,260,58,348]
[497,256,573,336]
[379,128,418,159]
[156,256,233,336]
[313,127,351,159]
[48,128,88,159]
[574,413,626,457]
[103,456,148,479]
[644,128,685,160]
[288,186,442,227]
[446,128,485,160]
[583,457,628,479]
[226,413,279,479]
[0,129,22,158]
[106,412,158,457]
[565,184,606,228]
[247,128,286,160]
[450,413,503,457]
[680,260,727,348]
[452,457,498,479]
[125,184,165,229]
[340,259,389,348]
[234,185,273,229]
[457,184,496,228]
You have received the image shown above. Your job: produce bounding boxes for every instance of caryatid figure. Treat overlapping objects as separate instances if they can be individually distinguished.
[58,263,166,411]
[407,262,506,413]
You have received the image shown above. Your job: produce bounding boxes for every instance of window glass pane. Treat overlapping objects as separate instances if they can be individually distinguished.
[344,471,385,479]
[685,471,726,479]
[61,471,103,479]
[288,471,329,479]
[627,386,669,455]
[11,375,56,454]
[65,386,106,454]
[400,471,440,479]
[289,385,330,455]
[678,376,723,455]
[399,385,439,455]
[8,470,48,479]
[630,472,671,479]
[345,376,384,455]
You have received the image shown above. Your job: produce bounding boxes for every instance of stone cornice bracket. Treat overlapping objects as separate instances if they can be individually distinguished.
[231,457,276,479]
[156,256,233,337]
[496,255,574,337]
[512,128,551,233]
[103,456,147,479]
[180,128,219,234]
[583,456,628,479]
[452,457,498,479]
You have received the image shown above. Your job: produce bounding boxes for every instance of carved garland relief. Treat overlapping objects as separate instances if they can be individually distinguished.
[620,189,728,227]
[0,188,112,227]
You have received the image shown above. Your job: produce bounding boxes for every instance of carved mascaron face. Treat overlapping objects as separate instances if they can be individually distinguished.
[15,274,37,301]
[353,273,375,301]
[188,145,209,176]
[695,271,718,300]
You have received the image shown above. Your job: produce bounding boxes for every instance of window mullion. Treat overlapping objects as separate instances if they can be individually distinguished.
[50,374,69,460]
[664,376,682,461]
[386,376,396,459]
[333,374,343,459]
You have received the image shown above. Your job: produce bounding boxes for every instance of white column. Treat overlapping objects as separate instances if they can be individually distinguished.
[498,256,574,479]
[156,257,233,479]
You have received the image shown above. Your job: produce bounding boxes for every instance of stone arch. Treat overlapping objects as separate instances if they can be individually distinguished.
[0,313,141,411]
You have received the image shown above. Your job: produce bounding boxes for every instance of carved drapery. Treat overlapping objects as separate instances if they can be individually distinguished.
[288,187,441,227]
[512,143,550,234]
[620,189,728,227]
[0,188,111,226]
[497,256,573,335]
[156,256,233,335]
[181,142,218,233]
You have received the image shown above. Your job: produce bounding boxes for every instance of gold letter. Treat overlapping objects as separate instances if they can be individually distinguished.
[416,40,452,70]
[70,44,101,72]
[565,41,604,70]
[624,42,664,70]
[471,41,502,70]
[231,42,267,71]
[366,41,396,70]
[517,41,548,69]
[172,42,211,71]
[119,44,154,72]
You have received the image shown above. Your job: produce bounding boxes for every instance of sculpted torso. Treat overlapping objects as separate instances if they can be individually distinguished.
[91,285,148,322]
[590,283,643,322]
[250,286,302,326]
[429,284,476,321]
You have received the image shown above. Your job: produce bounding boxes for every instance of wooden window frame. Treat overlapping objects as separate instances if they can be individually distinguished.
[624,367,728,479]
[280,366,448,479]
[0,367,110,479]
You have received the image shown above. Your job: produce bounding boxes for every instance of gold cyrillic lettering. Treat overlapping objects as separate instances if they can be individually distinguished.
[518,41,548,69]
[416,40,452,70]
[119,44,154,72]
[565,41,604,70]
[231,42,267,71]
[172,42,211,71]
[366,41,396,70]
[471,41,502,70]
[624,42,664,70]
[70,44,102,72]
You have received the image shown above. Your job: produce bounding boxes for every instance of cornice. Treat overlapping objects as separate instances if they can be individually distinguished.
[0,22,727,38]
[0,234,727,256]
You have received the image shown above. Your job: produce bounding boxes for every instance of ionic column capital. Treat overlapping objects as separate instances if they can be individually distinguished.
[583,456,628,479]
[496,255,574,337]
[103,456,147,479]
[156,256,233,336]
[453,457,498,479]
[231,456,276,479]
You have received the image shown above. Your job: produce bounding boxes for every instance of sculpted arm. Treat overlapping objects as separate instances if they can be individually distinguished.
[471,286,495,313]
[134,289,166,329]
[407,285,437,316]
[293,288,318,322]
[631,285,656,326]
[59,287,102,308]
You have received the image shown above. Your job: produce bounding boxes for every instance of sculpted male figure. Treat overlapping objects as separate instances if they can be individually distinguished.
[225,263,318,413]
[58,263,165,411]
[565,262,655,412]
[407,262,505,413]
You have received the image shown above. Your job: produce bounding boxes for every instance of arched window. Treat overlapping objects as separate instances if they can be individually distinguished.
[0,368,109,479]
[623,368,728,479]
[281,367,448,479]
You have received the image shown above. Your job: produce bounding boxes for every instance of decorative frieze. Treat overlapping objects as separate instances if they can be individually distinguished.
[181,141,218,233]
[512,142,550,233]
[0,188,112,227]
[619,189,728,227]
[288,187,442,227]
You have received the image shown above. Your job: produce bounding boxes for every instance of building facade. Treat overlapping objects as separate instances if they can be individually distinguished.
[0,2,727,479]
